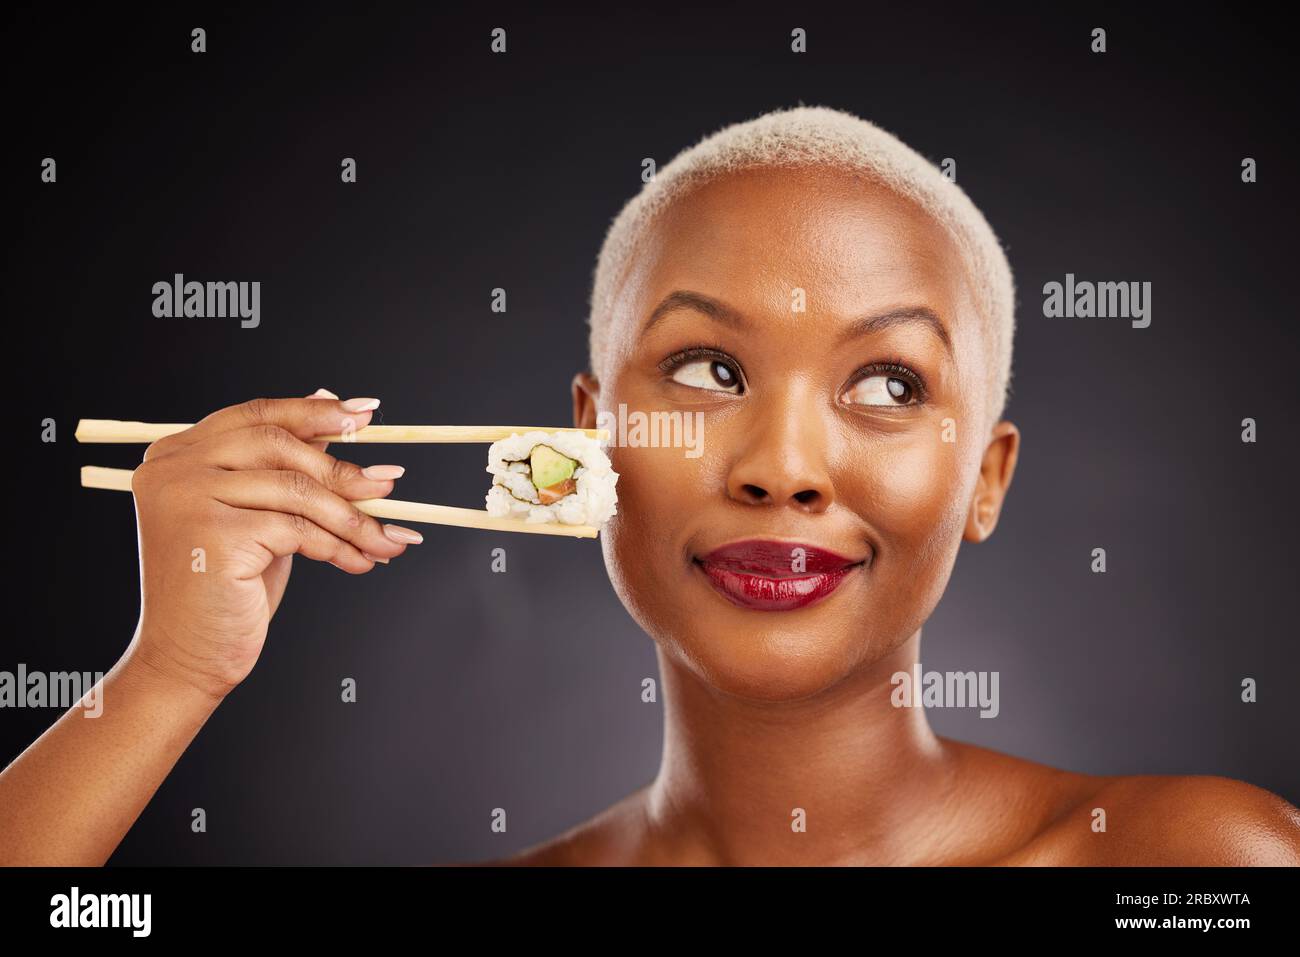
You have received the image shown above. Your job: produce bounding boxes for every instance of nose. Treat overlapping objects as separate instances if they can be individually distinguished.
[725,385,835,513]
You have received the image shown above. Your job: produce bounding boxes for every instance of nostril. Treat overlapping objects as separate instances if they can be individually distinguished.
[793,489,820,505]
[742,483,768,501]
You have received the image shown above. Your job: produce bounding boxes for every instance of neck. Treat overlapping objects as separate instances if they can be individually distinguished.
[644,629,960,865]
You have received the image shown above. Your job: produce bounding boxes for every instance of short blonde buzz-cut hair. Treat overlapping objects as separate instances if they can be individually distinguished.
[585,104,1017,424]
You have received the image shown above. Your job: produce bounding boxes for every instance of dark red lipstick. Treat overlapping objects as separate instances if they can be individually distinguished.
[695,539,865,611]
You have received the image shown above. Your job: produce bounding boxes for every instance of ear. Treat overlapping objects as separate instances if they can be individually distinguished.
[572,371,601,430]
[963,420,1020,543]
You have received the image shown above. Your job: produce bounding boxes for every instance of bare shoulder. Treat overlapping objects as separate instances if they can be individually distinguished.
[468,785,653,867]
[1017,772,1300,866]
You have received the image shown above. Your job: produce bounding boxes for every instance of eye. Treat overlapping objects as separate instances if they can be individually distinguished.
[673,359,741,393]
[842,364,925,407]
[661,349,745,394]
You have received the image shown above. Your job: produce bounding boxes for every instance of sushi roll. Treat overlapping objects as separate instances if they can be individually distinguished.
[484,430,619,526]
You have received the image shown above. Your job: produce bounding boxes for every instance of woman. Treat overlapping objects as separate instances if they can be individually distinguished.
[2,106,1297,866]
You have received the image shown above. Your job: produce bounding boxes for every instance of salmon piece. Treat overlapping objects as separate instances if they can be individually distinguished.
[536,477,577,505]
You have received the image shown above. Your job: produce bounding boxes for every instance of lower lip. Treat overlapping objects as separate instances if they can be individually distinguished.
[695,561,859,611]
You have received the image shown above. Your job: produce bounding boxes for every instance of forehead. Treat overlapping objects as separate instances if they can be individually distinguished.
[611,164,981,363]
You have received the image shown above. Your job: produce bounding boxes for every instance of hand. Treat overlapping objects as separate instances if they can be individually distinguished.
[127,389,422,699]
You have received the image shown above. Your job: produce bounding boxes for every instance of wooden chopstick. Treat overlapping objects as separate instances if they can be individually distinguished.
[80,466,600,539]
[74,419,609,444]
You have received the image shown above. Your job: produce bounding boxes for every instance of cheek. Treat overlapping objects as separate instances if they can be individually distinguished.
[606,442,700,548]
[596,396,711,632]
[844,430,969,569]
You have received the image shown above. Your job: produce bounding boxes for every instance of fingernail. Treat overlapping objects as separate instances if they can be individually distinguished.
[362,464,405,481]
[383,523,423,544]
[341,397,380,413]
[361,552,389,564]
[312,388,340,399]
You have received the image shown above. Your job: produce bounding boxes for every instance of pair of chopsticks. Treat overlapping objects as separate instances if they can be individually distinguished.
[76,419,609,539]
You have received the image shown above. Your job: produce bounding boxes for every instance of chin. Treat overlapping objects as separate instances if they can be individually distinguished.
[613,562,881,703]
[663,619,871,702]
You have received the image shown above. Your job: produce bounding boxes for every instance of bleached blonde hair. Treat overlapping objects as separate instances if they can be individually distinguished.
[586,104,1017,423]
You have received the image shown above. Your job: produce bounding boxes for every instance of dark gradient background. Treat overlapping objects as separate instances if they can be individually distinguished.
[7,3,1297,864]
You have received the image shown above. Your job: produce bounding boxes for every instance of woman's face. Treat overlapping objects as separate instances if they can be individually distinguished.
[575,165,1017,701]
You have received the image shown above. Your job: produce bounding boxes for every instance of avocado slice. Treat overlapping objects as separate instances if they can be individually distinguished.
[530,445,577,491]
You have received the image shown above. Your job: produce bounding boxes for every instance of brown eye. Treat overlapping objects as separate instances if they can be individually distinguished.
[844,373,915,406]
[671,359,743,394]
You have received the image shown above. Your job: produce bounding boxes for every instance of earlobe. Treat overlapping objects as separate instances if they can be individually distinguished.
[572,372,601,430]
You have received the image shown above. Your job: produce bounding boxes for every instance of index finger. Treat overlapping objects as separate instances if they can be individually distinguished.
[305,387,339,453]
[162,393,381,454]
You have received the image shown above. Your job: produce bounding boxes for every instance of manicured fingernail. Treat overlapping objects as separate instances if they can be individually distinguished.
[362,465,405,481]
[341,397,380,413]
[383,523,423,544]
[361,552,389,564]
[312,388,340,399]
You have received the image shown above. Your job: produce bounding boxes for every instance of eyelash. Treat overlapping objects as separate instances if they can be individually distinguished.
[658,346,929,404]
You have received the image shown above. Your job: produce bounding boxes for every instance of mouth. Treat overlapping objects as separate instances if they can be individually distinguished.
[693,538,868,612]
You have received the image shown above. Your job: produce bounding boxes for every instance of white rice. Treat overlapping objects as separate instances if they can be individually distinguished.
[484,430,619,526]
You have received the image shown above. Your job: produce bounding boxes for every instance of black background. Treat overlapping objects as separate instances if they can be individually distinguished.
[6,2,1298,864]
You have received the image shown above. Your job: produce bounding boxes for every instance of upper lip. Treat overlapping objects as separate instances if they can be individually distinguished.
[697,538,867,578]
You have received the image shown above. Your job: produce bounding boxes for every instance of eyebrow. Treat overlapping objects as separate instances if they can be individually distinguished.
[841,306,953,354]
[640,290,953,354]
[642,290,745,335]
